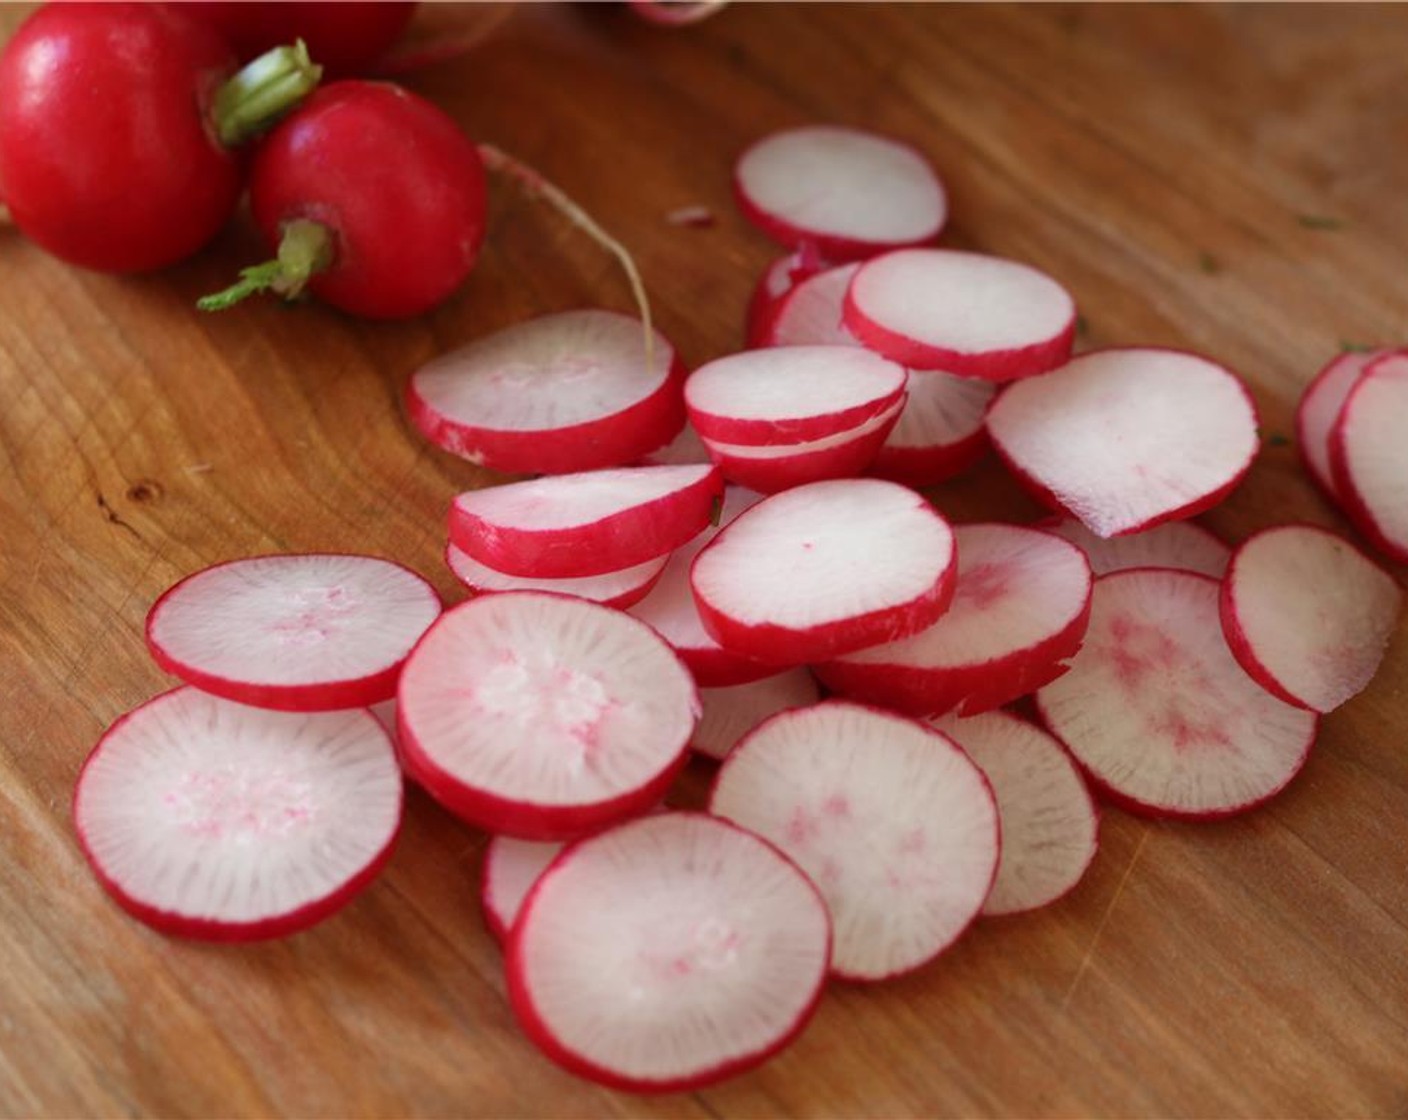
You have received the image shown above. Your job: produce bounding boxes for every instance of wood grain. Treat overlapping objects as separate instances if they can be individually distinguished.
[2,4,1406,1116]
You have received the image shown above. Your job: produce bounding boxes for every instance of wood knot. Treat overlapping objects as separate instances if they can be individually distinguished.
[126,479,163,504]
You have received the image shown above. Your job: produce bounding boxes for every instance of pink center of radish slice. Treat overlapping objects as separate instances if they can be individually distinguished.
[475,653,613,757]
[267,585,358,645]
[644,918,743,983]
[164,767,316,839]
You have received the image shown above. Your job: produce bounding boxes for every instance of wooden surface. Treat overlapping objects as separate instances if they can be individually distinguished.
[2,4,1406,1116]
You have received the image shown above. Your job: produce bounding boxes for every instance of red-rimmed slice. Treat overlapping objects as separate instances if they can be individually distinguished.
[482,834,565,943]
[693,669,821,761]
[745,247,830,347]
[986,348,1260,539]
[1330,351,1408,564]
[709,701,998,981]
[1040,515,1231,578]
[1036,569,1319,819]
[817,524,1091,717]
[1220,524,1402,714]
[74,688,402,941]
[397,593,699,840]
[444,543,668,610]
[1296,349,1386,501]
[507,812,831,1092]
[448,464,723,578]
[146,554,442,712]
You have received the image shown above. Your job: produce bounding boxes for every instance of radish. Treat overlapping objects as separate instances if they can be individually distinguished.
[146,554,441,712]
[693,669,821,761]
[1329,350,1408,564]
[710,701,998,980]
[74,688,402,940]
[397,592,698,840]
[482,834,565,943]
[639,422,710,466]
[844,249,1076,380]
[445,543,668,610]
[745,246,831,347]
[408,310,686,475]
[1296,349,1387,501]
[930,711,1098,917]
[690,478,958,664]
[1035,569,1319,819]
[1040,515,1231,578]
[986,348,1260,539]
[817,523,1092,717]
[179,2,417,76]
[447,463,723,579]
[734,125,947,261]
[628,0,731,26]
[1220,525,1402,713]
[507,812,830,1092]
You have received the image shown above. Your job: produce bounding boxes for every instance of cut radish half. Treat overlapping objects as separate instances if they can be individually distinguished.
[1296,349,1386,501]
[818,524,1091,717]
[448,464,723,579]
[397,592,698,839]
[639,422,710,466]
[763,262,859,349]
[444,542,668,610]
[986,348,1260,539]
[1040,515,1231,578]
[407,310,686,475]
[482,834,564,943]
[734,125,947,261]
[745,248,829,347]
[931,711,1098,917]
[1036,569,1319,819]
[710,702,997,980]
[507,812,830,1092]
[74,688,402,940]
[694,669,821,761]
[691,478,957,664]
[1330,351,1408,564]
[844,249,1076,380]
[1220,525,1402,713]
[146,554,441,712]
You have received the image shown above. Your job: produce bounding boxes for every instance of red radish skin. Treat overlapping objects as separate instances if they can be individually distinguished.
[1040,515,1231,579]
[1296,349,1387,501]
[745,248,831,347]
[482,834,565,943]
[445,543,669,610]
[179,2,417,75]
[1329,351,1408,564]
[693,669,821,761]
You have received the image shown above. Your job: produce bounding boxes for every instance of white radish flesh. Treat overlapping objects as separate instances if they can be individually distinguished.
[1296,349,1386,500]
[745,248,829,347]
[482,835,564,942]
[1330,351,1408,564]
[693,669,821,761]
[445,543,668,610]
[1041,515,1231,578]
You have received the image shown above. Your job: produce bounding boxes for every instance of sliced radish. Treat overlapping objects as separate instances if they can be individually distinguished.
[1220,525,1402,714]
[693,669,821,761]
[1296,349,1386,501]
[745,247,829,347]
[734,125,946,261]
[986,348,1260,539]
[445,542,668,610]
[482,834,565,943]
[1036,569,1319,819]
[448,464,723,579]
[629,0,729,26]
[818,524,1091,717]
[145,554,441,712]
[639,422,710,466]
[397,592,698,839]
[74,688,402,941]
[691,478,957,664]
[931,711,1098,917]
[763,262,859,349]
[844,249,1075,380]
[1040,515,1231,578]
[1330,351,1408,564]
[710,701,998,981]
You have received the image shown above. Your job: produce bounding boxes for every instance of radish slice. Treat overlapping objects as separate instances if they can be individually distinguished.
[710,701,998,981]
[1220,525,1402,713]
[74,689,402,941]
[448,464,723,579]
[844,249,1075,380]
[930,711,1098,916]
[694,669,821,761]
[1040,515,1231,578]
[407,310,686,475]
[146,554,441,712]
[986,348,1260,539]
[745,248,829,347]
[482,834,564,943]
[1330,351,1408,564]
[691,478,957,664]
[818,524,1091,717]
[639,422,710,466]
[629,0,729,26]
[444,543,668,610]
[1036,569,1319,819]
[734,125,947,261]
[1297,349,1386,501]
[397,592,698,840]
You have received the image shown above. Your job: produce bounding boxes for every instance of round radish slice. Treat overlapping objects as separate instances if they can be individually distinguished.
[74,689,402,941]
[1296,349,1386,501]
[1220,525,1402,714]
[930,711,1098,917]
[444,542,668,610]
[1330,351,1408,564]
[710,701,997,980]
[745,248,829,347]
[986,348,1260,539]
[397,592,698,839]
[844,249,1076,380]
[694,669,821,761]
[1036,569,1319,819]
[734,125,947,261]
[508,813,830,1092]
[691,478,957,664]
[818,524,1091,717]
[146,554,441,712]
[448,464,723,579]
[1040,515,1231,578]
[639,422,710,467]
[482,834,564,943]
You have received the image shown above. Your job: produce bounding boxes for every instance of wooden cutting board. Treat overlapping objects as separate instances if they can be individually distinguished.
[1,4,1405,1116]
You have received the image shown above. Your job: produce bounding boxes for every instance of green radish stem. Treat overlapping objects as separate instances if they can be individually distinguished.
[196,219,333,311]
[213,40,324,147]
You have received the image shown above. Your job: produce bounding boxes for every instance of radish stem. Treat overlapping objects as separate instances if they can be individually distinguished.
[213,40,323,147]
[196,219,333,311]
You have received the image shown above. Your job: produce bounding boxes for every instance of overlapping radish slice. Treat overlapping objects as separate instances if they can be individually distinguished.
[710,702,997,981]
[691,478,957,664]
[1220,525,1402,713]
[445,543,668,610]
[448,464,723,579]
[745,248,829,347]
[733,125,946,261]
[397,593,699,839]
[694,669,821,761]
[844,249,1075,380]
[931,711,1098,917]
[818,524,1091,717]
[1036,569,1319,819]
[407,310,686,475]
[74,689,402,940]
[507,813,831,1092]
[986,348,1259,539]
[482,834,565,943]
[1041,515,1231,578]
[1330,351,1408,564]
[1296,349,1386,501]
[145,554,441,712]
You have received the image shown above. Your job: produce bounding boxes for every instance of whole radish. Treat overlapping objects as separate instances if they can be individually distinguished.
[178,2,418,77]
